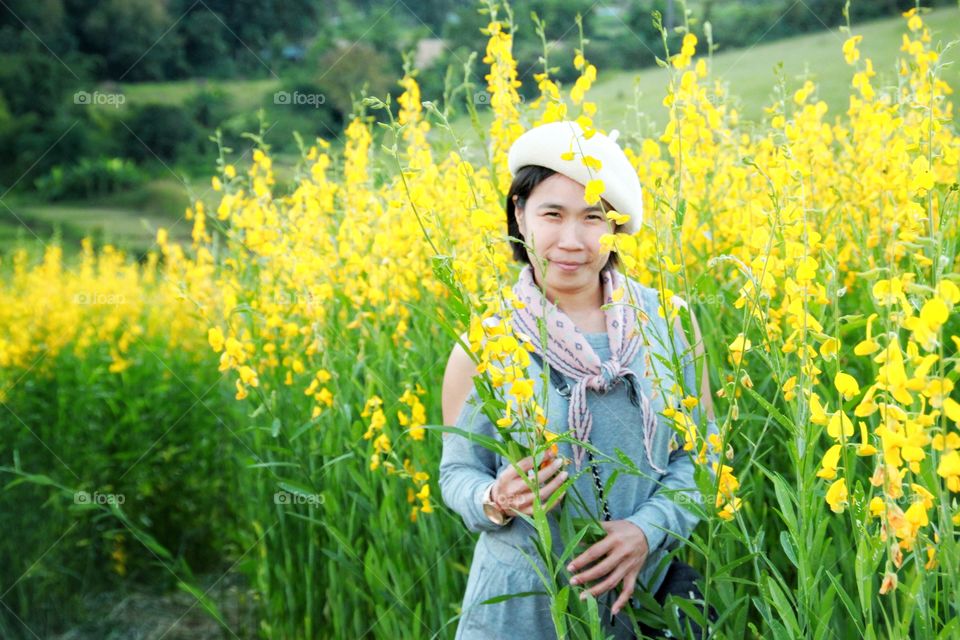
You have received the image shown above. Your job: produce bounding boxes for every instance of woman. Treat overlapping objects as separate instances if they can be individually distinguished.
[439,121,719,639]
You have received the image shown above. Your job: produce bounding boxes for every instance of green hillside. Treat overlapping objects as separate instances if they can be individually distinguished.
[443,6,960,144]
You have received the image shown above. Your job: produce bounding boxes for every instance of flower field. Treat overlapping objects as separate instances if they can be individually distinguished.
[1,4,959,639]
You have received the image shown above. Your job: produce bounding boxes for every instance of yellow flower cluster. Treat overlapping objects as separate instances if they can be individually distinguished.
[482,19,525,195]
[362,389,434,521]
[0,236,212,398]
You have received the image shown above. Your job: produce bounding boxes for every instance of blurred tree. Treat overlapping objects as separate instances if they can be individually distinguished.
[180,10,234,78]
[80,0,184,81]
[312,42,397,118]
[122,103,199,162]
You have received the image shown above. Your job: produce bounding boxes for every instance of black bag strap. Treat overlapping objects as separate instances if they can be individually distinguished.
[528,351,612,521]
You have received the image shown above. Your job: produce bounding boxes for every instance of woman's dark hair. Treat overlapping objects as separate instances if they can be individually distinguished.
[505,165,621,272]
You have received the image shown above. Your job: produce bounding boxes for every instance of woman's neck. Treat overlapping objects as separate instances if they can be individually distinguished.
[533,269,605,317]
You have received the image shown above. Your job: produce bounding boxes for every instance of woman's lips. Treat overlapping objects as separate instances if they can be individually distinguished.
[552,261,581,272]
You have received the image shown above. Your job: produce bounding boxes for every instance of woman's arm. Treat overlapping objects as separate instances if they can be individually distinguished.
[438,336,508,533]
[626,301,720,554]
[441,332,473,426]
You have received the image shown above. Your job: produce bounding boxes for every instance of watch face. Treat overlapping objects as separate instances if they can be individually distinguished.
[483,500,503,523]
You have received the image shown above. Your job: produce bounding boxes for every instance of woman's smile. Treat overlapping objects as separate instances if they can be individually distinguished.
[552,260,582,272]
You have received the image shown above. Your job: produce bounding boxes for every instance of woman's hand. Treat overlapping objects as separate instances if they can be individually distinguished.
[492,449,569,517]
[567,520,650,615]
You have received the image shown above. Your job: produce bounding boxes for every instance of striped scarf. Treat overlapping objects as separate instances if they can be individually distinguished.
[509,264,663,473]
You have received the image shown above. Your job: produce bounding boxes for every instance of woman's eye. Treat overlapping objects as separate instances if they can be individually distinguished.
[545,211,560,218]
[588,214,603,220]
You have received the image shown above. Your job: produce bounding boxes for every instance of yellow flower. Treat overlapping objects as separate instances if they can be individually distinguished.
[208,327,224,352]
[817,444,842,480]
[854,313,880,356]
[834,372,860,400]
[855,384,879,418]
[909,156,935,195]
[373,433,392,454]
[317,387,334,407]
[857,421,878,456]
[828,411,854,440]
[938,280,959,305]
[843,35,863,65]
[661,256,682,274]
[496,401,514,428]
[728,334,751,366]
[819,337,839,360]
[583,179,605,206]
[937,451,960,492]
[943,398,960,425]
[718,496,741,521]
[582,155,602,171]
[509,378,534,403]
[809,393,829,425]
[825,478,848,513]
[238,365,259,387]
[606,211,631,226]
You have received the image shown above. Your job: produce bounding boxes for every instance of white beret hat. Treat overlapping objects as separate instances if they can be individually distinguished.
[507,120,643,235]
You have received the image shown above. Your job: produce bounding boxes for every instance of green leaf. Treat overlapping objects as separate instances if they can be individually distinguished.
[780,530,798,569]
[277,479,317,499]
[825,573,864,637]
[769,472,800,541]
[177,581,228,630]
[763,575,801,636]
[478,590,548,605]
[425,425,506,462]
[742,385,796,436]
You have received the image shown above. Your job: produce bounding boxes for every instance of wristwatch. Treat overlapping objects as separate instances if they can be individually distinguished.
[482,481,513,526]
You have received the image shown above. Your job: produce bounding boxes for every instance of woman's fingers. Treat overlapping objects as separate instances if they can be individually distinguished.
[507,450,555,481]
[571,548,622,586]
[497,452,566,514]
[583,564,627,599]
[539,468,569,507]
[610,569,639,616]
[534,455,563,484]
[513,472,569,514]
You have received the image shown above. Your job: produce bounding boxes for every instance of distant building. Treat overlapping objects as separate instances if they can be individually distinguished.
[282,45,306,62]
[414,38,445,70]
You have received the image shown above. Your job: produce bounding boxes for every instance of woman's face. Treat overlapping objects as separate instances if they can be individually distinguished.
[513,173,615,295]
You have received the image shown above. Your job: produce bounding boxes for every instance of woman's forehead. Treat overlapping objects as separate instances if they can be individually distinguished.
[527,174,614,210]
[529,172,583,197]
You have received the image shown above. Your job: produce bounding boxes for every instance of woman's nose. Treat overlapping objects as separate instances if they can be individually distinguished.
[557,221,586,249]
